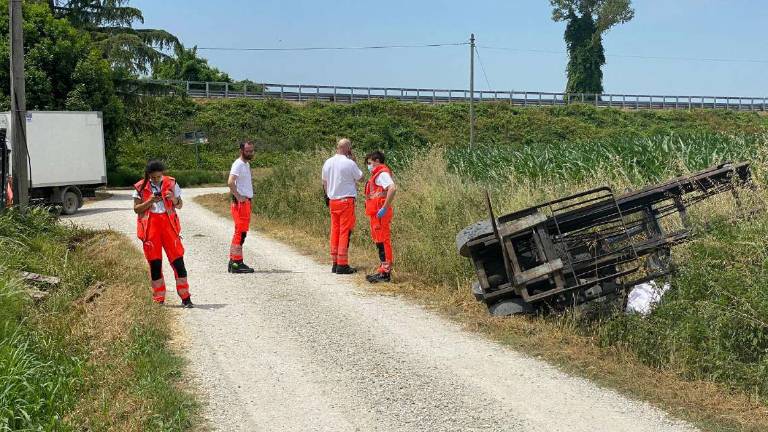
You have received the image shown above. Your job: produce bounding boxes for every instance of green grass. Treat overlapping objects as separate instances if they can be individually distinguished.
[115,97,768,173]
[597,215,768,398]
[0,208,198,431]
[248,135,768,406]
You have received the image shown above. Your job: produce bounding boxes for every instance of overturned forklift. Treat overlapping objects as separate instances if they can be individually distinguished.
[456,162,753,316]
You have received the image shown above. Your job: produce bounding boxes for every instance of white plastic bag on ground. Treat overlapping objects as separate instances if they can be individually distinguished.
[625,280,670,316]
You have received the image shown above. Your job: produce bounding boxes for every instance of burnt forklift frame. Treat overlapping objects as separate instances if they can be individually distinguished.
[456,162,754,316]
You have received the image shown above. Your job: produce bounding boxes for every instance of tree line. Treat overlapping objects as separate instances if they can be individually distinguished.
[0,0,634,170]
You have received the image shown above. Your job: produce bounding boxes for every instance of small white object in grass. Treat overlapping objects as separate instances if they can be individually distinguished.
[626,280,670,316]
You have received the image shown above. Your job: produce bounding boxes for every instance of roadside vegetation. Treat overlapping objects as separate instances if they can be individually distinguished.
[198,123,768,431]
[0,208,197,431]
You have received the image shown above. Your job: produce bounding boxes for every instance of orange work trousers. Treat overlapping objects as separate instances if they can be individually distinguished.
[329,198,356,266]
[368,208,393,272]
[230,198,252,261]
[142,213,189,302]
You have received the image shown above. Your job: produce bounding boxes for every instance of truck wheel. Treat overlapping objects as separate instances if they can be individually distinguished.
[61,189,80,215]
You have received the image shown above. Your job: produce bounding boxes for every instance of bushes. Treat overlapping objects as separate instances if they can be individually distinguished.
[107,167,225,187]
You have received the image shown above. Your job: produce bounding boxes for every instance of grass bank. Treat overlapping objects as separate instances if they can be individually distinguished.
[0,208,198,431]
[117,97,768,172]
[198,135,768,431]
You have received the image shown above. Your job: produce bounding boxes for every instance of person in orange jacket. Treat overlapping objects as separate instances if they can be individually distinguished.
[133,160,193,308]
[364,150,397,283]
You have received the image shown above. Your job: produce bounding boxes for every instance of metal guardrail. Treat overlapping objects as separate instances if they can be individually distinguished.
[144,80,768,111]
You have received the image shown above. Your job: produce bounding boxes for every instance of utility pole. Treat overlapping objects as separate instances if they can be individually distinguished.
[469,33,475,149]
[9,0,28,209]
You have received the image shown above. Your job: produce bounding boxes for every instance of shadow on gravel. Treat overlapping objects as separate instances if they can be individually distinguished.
[170,303,228,310]
[71,207,126,216]
[254,269,297,274]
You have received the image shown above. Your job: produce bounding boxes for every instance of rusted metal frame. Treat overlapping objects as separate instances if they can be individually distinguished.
[513,259,564,285]
[498,212,547,237]
[472,255,491,290]
[484,191,516,291]
[536,186,615,210]
[568,242,637,267]
[621,270,676,291]
[534,225,567,290]
[605,186,640,268]
[522,267,640,302]
[547,201,580,285]
[550,192,615,213]
[572,253,638,277]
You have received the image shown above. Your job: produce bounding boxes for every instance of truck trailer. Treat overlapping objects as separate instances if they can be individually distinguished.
[2,111,107,214]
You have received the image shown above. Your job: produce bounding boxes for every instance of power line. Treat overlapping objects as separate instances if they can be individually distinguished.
[479,45,768,64]
[197,42,468,52]
[474,47,492,90]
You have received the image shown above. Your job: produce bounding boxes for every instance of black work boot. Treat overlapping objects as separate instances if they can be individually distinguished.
[332,263,338,273]
[366,272,391,283]
[182,297,194,308]
[335,265,357,275]
[228,260,255,274]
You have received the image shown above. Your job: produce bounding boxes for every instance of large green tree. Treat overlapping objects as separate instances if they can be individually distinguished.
[0,0,124,167]
[153,45,232,82]
[48,0,180,74]
[549,0,634,95]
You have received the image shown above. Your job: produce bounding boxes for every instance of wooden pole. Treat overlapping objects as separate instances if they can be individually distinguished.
[469,33,475,149]
[10,0,28,208]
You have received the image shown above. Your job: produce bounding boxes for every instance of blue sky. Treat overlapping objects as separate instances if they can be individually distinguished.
[132,0,767,96]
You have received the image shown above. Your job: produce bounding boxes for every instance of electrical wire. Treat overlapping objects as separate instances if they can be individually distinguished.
[474,47,492,90]
[197,42,469,51]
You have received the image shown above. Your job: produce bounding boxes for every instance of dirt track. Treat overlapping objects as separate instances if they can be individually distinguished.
[67,188,697,432]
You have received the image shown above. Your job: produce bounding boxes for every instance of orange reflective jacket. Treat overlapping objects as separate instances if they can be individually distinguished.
[364,165,392,216]
[134,176,181,241]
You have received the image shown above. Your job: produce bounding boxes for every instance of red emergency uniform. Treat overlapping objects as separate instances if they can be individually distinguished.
[230,198,251,262]
[329,197,355,266]
[4,176,12,207]
[134,177,190,303]
[365,165,394,273]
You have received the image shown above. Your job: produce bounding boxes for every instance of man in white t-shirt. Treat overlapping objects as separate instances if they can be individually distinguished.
[227,141,256,273]
[321,138,363,274]
[363,150,397,283]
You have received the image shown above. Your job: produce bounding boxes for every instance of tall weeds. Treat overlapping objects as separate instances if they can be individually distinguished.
[251,134,768,400]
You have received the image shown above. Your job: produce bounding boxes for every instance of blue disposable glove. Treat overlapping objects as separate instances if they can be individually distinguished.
[376,206,388,219]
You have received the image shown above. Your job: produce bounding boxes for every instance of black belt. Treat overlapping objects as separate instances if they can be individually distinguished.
[231,195,252,203]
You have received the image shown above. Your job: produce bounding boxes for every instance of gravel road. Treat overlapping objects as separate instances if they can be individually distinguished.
[66,188,698,432]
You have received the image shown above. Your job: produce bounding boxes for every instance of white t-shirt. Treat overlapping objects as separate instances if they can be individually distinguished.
[322,154,363,199]
[132,178,182,214]
[229,158,254,198]
[375,171,394,189]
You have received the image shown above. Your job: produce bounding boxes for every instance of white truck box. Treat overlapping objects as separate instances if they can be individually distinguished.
[2,111,108,214]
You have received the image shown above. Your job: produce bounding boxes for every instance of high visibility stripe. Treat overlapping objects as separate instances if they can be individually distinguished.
[176,281,190,300]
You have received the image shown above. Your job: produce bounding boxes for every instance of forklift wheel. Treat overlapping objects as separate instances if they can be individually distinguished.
[488,298,534,316]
